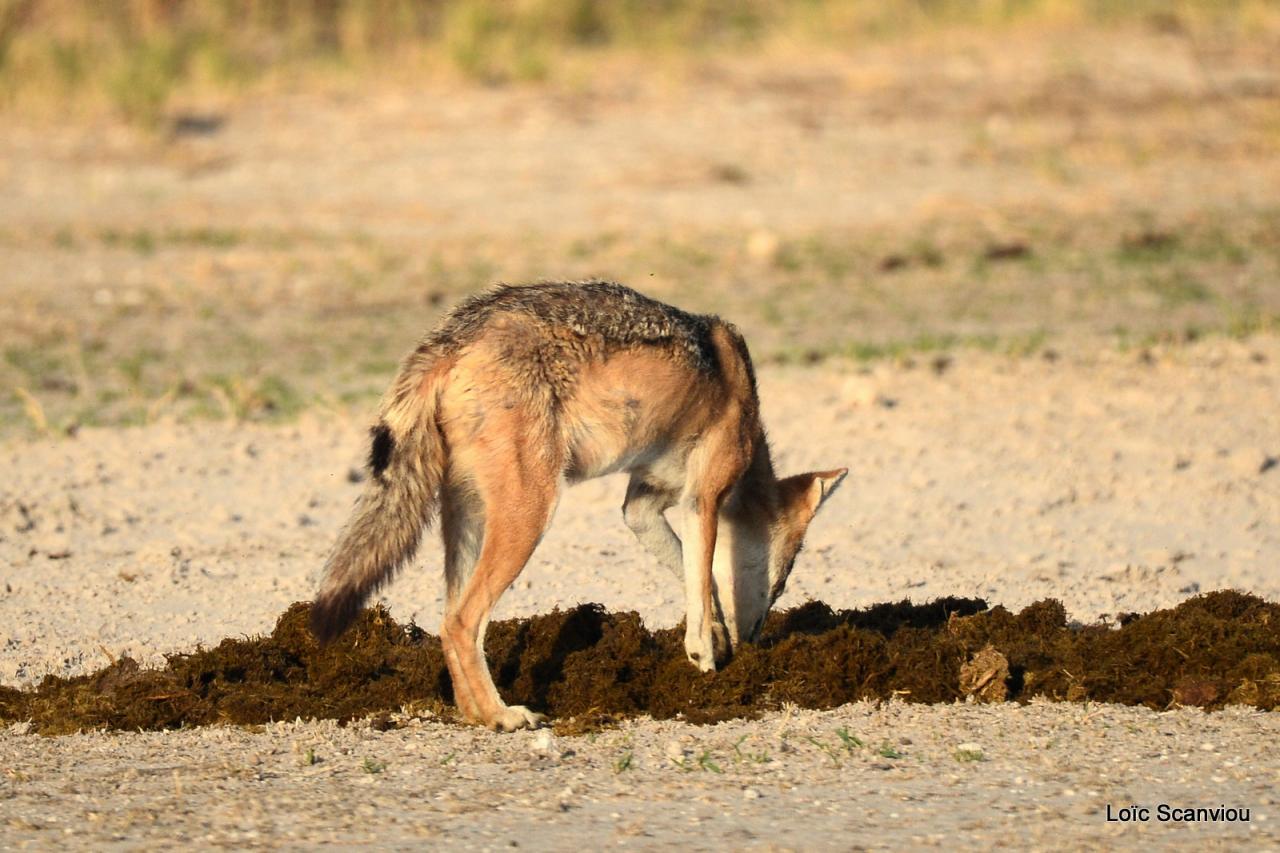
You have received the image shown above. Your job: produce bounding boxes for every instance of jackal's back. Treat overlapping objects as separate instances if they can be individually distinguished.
[425,281,719,371]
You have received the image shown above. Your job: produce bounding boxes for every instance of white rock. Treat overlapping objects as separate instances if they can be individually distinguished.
[530,729,560,757]
[841,375,884,408]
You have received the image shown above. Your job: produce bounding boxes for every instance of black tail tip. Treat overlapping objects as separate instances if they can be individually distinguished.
[309,592,360,646]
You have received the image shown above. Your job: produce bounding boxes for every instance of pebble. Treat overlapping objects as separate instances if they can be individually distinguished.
[1227,447,1270,477]
[841,375,887,408]
[530,729,564,760]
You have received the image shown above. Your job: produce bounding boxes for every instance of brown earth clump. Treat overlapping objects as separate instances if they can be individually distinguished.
[1,591,1276,736]
[958,645,1011,703]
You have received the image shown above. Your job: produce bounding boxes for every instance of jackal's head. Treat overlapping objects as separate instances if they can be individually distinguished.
[713,467,847,655]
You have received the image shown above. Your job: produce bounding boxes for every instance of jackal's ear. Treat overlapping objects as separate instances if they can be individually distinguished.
[808,468,847,513]
[780,467,848,518]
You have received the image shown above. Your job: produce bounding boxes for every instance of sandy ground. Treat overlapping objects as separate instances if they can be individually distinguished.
[2,702,1276,850]
[2,340,1278,848]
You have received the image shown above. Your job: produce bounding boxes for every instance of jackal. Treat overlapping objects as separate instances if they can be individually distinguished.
[311,281,845,731]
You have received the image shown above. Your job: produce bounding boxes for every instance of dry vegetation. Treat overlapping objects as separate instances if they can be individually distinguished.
[5,591,1278,736]
[3,1,1279,123]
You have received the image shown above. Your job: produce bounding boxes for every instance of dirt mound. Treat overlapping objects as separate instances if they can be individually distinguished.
[2,591,1277,735]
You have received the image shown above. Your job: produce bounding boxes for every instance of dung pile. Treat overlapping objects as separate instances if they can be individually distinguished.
[1,591,1277,735]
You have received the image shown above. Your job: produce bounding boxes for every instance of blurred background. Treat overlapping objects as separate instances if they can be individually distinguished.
[1,0,1278,433]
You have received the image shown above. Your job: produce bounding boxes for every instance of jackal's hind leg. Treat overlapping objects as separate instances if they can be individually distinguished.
[440,485,484,721]
[439,437,559,732]
[622,475,682,578]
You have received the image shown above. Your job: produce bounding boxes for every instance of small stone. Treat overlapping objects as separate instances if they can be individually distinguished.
[557,785,574,811]
[33,535,72,560]
[1227,447,1271,477]
[841,375,886,408]
[210,505,237,524]
[530,729,561,758]
[1142,548,1191,567]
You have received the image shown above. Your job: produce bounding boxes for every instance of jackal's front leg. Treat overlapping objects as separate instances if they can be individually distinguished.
[622,476,682,578]
[681,491,727,672]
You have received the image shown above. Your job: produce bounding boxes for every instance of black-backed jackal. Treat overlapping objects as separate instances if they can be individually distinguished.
[311,282,845,731]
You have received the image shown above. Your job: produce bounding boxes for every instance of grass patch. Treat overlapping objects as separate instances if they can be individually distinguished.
[95,226,271,253]
[835,727,863,752]
[877,743,905,760]
[1144,270,1212,307]
[2,209,1278,436]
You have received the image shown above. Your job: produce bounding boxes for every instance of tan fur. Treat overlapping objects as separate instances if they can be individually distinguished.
[310,282,845,731]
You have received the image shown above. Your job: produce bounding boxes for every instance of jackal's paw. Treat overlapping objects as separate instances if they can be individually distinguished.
[684,628,718,673]
[488,704,546,733]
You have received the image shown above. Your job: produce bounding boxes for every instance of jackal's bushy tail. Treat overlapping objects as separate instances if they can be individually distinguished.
[310,359,446,644]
